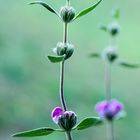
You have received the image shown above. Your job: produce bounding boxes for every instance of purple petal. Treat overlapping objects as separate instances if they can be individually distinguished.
[109,99,124,116]
[95,99,124,119]
[95,100,108,117]
[51,107,64,124]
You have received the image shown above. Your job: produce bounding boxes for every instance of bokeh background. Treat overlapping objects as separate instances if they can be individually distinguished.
[0,0,140,140]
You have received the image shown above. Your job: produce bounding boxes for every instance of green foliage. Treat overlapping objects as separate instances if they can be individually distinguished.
[119,62,140,68]
[13,127,56,137]
[48,55,65,63]
[74,0,102,20]
[74,117,102,130]
[30,2,60,17]
[89,53,100,58]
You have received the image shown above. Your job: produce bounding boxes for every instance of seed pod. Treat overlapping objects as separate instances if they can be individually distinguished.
[60,6,75,23]
[108,22,120,36]
[58,111,77,131]
[102,47,118,63]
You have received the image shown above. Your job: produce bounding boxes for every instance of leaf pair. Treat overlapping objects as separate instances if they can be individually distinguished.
[13,117,102,137]
[89,52,140,68]
[30,0,102,21]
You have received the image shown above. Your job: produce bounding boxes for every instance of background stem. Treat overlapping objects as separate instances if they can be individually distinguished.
[107,121,114,140]
[105,61,111,101]
[105,61,114,140]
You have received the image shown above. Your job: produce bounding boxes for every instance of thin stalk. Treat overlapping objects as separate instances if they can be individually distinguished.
[66,131,73,140]
[105,61,114,140]
[63,23,68,44]
[59,22,68,111]
[60,60,67,111]
[105,61,111,101]
[106,121,114,140]
[66,0,70,6]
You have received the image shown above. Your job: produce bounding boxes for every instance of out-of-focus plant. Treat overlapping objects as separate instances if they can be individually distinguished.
[89,9,139,140]
[12,0,103,140]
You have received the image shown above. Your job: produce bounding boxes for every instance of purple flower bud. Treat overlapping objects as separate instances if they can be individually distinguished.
[51,107,64,124]
[51,107,77,131]
[58,111,77,131]
[95,99,124,121]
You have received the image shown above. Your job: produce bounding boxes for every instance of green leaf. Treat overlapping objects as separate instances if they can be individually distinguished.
[99,24,108,32]
[48,55,65,63]
[119,62,140,68]
[12,127,56,137]
[89,53,100,58]
[111,8,120,19]
[74,0,102,20]
[74,117,102,130]
[30,2,59,17]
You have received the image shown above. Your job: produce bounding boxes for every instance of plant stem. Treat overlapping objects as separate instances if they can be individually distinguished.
[64,23,68,44]
[66,131,73,140]
[105,61,111,101]
[106,121,114,140]
[60,60,67,111]
[105,61,114,140]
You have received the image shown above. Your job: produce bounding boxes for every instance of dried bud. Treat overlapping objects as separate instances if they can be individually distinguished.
[102,47,118,63]
[51,107,77,131]
[60,6,75,23]
[95,99,124,121]
[108,22,120,36]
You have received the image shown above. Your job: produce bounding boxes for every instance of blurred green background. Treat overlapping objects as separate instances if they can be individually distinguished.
[0,0,140,140]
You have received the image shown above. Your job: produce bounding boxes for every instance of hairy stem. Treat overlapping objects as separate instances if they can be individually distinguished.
[66,131,73,140]
[107,121,114,140]
[60,60,67,111]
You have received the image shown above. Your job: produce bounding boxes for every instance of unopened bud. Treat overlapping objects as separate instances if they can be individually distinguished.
[56,42,66,56]
[65,43,74,59]
[102,47,118,63]
[60,6,75,23]
[58,111,77,131]
[108,22,120,36]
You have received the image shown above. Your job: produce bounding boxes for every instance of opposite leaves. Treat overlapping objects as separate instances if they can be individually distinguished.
[48,55,65,63]
[74,117,102,130]
[74,0,102,20]
[30,1,59,17]
[13,127,56,137]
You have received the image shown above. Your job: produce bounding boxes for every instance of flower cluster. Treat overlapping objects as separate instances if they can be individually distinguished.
[95,99,124,121]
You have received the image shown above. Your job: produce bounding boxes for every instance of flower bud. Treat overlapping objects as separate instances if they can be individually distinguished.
[51,107,77,131]
[108,22,120,36]
[60,6,75,23]
[95,99,124,121]
[65,43,74,60]
[58,111,77,131]
[102,47,118,63]
[56,42,67,56]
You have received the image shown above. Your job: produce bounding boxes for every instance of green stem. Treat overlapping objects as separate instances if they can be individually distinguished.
[63,23,68,44]
[105,61,114,140]
[59,22,68,111]
[105,61,111,101]
[107,121,114,140]
[66,131,73,140]
[60,60,67,111]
